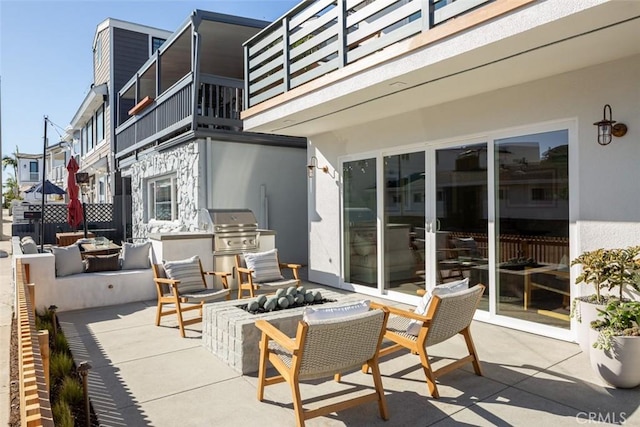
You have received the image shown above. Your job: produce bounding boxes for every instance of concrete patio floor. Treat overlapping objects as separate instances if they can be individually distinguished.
[57,284,639,427]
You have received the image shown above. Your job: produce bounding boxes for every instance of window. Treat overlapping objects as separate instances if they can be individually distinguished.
[95,105,105,143]
[148,175,177,221]
[86,117,94,151]
[98,178,106,203]
[151,37,165,54]
[81,126,88,155]
[29,161,39,181]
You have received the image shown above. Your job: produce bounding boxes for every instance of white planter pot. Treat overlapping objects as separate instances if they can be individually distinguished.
[589,329,640,388]
[576,299,604,353]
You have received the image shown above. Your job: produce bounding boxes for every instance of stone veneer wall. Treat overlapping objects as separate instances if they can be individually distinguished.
[130,142,201,238]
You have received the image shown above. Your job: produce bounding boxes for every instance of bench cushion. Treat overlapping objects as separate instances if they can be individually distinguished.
[52,245,85,277]
[85,253,121,273]
[121,241,151,270]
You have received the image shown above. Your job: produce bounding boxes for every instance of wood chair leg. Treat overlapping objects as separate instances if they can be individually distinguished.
[369,360,389,421]
[155,301,163,326]
[462,327,483,376]
[174,294,186,338]
[290,379,305,427]
[257,334,269,401]
[418,348,439,399]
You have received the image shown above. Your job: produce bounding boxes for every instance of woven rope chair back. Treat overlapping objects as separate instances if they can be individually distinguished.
[426,284,484,347]
[299,309,385,380]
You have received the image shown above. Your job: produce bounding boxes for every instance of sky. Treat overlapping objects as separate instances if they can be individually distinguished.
[0,0,299,183]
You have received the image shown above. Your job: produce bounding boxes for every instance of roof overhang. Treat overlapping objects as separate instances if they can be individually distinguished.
[242,0,640,137]
[69,83,108,129]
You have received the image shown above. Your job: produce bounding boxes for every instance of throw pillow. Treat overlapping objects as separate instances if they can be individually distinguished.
[432,277,469,297]
[85,253,121,273]
[52,245,85,277]
[243,249,284,282]
[406,278,469,335]
[21,237,38,254]
[163,256,204,293]
[121,241,151,270]
[303,300,371,323]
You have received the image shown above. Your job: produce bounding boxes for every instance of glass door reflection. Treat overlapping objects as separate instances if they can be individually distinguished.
[383,152,426,295]
[343,158,378,288]
[434,143,489,310]
[494,130,570,328]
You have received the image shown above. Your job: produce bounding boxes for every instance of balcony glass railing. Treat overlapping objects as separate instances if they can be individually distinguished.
[244,0,494,107]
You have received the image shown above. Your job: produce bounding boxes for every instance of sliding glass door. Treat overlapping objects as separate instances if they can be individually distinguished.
[343,158,378,288]
[494,130,570,328]
[433,143,489,309]
[382,152,426,295]
[340,125,570,332]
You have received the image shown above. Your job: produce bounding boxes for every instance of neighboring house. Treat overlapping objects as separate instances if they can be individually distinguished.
[16,153,43,199]
[65,18,172,207]
[46,141,71,191]
[241,0,640,342]
[113,10,307,265]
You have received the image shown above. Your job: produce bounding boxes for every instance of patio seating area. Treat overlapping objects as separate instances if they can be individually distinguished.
[56,282,640,426]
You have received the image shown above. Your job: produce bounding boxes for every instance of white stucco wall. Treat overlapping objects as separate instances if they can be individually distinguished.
[307,54,640,286]
[204,139,308,267]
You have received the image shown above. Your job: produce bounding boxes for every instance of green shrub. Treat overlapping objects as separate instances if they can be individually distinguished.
[58,375,84,406]
[52,400,74,427]
[36,307,54,323]
[53,332,70,354]
[35,318,53,336]
[50,352,74,384]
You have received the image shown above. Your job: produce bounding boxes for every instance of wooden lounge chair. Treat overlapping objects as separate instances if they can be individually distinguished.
[152,257,230,337]
[235,249,301,299]
[368,284,485,398]
[256,307,390,427]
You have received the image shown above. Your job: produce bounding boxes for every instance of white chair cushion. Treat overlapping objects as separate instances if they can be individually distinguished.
[303,300,370,323]
[21,237,38,254]
[163,256,204,294]
[243,249,284,282]
[406,278,469,335]
[121,241,151,270]
[52,245,85,277]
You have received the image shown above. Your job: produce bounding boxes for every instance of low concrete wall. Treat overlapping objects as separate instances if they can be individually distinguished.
[13,237,155,312]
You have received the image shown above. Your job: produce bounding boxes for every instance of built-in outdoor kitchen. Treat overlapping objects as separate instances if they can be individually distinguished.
[149,209,276,290]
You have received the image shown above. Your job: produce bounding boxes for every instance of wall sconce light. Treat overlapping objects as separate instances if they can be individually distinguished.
[594,104,627,146]
[307,156,329,178]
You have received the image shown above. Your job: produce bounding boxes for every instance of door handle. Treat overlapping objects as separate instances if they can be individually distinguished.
[435,219,441,232]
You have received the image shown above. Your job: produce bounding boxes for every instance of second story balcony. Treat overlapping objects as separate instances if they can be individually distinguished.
[242,0,640,135]
[115,10,269,158]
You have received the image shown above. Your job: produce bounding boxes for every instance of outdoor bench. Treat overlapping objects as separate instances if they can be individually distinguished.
[12,236,155,312]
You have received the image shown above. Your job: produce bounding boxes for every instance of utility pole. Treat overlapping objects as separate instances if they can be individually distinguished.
[41,116,47,251]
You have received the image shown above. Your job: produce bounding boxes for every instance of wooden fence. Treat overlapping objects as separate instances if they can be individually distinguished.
[16,260,54,426]
[448,232,569,264]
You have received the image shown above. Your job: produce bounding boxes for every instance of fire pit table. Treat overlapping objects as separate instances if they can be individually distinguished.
[202,288,359,374]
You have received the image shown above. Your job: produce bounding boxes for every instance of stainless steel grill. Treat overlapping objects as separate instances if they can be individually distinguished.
[206,208,260,254]
[203,209,263,288]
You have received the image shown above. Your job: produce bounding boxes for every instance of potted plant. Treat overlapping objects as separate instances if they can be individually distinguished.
[571,245,640,352]
[589,299,640,388]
